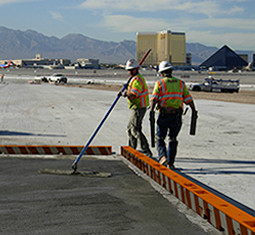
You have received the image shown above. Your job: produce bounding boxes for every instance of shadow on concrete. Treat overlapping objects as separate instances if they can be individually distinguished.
[177,157,255,175]
[0,130,66,138]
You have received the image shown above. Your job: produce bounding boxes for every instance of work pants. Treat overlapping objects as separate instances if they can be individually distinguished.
[127,108,152,156]
[156,112,182,165]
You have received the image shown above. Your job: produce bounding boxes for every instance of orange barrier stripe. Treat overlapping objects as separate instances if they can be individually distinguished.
[5,146,15,154]
[19,146,28,154]
[43,146,52,154]
[121,146,255,235]
[0,145,112,155]
[28,146,39,154]
[56,146,65,154]
[69,147,79,155]
[214,207,223,231]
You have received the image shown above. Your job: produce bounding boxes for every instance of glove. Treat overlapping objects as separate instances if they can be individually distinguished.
[149,110,155,121]
[118,91,127,97]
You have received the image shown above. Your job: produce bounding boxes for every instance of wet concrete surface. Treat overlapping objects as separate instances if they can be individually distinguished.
[0,156,209,235]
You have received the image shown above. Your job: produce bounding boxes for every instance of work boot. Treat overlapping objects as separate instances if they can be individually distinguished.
[167,164,175,169]
[145,150,153,158]
[139,150,153,158]
[159,156,167,166]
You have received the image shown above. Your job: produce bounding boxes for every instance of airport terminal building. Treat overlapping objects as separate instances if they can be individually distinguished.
[136,30,186,67]
[0,54,71,69]
[0,54,99,69]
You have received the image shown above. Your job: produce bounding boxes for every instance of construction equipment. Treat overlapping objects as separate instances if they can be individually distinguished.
[190,77,239,93]
[149,111,155,147]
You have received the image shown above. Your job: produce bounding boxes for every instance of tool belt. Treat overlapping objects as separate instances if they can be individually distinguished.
[160,107,182,115]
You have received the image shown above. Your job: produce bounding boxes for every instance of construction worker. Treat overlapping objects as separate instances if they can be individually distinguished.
[120,58,152,157]
[150,61,196,169]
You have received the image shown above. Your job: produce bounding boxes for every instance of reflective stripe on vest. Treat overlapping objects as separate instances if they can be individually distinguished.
[129,74,149,108]
[157,78,184,108]
[184,94,193,103]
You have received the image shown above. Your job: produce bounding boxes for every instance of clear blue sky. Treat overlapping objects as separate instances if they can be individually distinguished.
[0,0,254,51]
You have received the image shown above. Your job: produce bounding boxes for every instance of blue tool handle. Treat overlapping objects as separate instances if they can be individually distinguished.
[72,49,151,171]
[72,92,121,169]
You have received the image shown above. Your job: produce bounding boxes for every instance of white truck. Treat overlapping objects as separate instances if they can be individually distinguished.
[189,77,240,93]
[47,73,68,84]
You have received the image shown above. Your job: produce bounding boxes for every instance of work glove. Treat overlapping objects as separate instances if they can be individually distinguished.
[149,110,155,121]
[118,90,127,97]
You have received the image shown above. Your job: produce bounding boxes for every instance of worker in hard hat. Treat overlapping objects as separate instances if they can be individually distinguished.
[121,58,152,157]
[150,61,196,169]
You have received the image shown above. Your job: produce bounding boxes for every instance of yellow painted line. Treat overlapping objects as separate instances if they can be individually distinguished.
[0,145,112,155]
[121,146,255,235]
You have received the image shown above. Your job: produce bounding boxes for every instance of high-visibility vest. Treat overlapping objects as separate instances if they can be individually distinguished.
[151,76,193,109]
[127,73,149,109]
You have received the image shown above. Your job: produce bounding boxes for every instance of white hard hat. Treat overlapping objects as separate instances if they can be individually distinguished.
[158,61,173,73]
[125,59,140,70]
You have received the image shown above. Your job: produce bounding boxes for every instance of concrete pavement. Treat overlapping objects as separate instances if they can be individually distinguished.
[1,73,255,234]
[0,156,212,235]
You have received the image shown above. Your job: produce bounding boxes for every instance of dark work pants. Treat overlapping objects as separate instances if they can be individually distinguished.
[156,112,182,165]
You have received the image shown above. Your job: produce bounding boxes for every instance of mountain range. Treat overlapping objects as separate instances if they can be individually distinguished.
[0,26,253,64]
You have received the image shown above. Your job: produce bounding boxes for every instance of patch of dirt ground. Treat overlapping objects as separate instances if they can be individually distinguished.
[65,83,255,105]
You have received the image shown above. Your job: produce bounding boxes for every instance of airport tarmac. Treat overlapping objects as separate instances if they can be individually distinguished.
[3,67,255,85]
[0,71,255,234]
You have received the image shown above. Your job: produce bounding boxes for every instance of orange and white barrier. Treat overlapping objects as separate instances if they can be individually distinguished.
[0,145,112,155]
[121,146,255,235]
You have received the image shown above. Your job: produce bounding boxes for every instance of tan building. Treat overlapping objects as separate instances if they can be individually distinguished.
[76,58,100,69]
[0,54,71,68]
[136,30,186,66]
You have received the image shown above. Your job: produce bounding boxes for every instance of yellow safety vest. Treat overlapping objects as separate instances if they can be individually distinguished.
[127,74,149,109]
[151,76,193,109]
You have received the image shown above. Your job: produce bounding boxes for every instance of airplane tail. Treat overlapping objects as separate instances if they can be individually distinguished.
[3,60,14,68]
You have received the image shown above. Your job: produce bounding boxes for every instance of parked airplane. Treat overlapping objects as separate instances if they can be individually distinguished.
[243,62,254,71]
[0,60,14,68]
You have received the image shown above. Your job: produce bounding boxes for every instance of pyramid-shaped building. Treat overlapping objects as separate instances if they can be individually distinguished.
[200,45,248,70]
